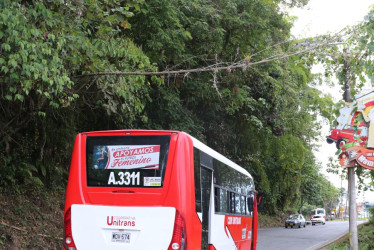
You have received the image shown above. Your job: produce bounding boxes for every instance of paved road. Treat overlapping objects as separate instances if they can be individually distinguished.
[257,220,365,250]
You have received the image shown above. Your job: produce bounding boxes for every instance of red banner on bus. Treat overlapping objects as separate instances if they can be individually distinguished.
[92,145,161,170]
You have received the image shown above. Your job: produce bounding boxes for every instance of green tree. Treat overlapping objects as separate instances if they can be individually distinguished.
[0,0,341,219]
[126,0,336,213]
[0,0,154,189]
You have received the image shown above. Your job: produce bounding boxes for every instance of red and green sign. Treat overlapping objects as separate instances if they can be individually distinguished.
[328,88,374,170]
[339,146,374,170]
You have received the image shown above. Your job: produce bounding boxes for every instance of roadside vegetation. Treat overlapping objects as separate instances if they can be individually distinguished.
[0,189,64,249]
[327,208,374,250]
[1,0,374,248]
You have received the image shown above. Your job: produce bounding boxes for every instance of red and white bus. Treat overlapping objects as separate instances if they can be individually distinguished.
[63,130,260,250]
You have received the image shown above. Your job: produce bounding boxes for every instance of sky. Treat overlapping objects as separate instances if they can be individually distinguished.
[290,0,373,38]
[288,0,374,203]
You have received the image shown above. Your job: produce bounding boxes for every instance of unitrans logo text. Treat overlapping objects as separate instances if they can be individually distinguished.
[107,216,136,227]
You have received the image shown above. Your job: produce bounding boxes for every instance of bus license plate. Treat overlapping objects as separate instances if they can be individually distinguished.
[112,232,131,243]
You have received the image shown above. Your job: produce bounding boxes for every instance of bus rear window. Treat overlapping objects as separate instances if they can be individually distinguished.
[86,135,171,188]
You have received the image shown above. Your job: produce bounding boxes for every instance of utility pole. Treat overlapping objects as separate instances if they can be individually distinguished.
[343,48,358,250]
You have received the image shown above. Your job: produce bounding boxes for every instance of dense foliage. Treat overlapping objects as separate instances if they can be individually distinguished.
[0,0,349,214]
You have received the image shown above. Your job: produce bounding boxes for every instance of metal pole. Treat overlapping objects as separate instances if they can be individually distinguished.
[343,48,358,250]
[348,168,358,249]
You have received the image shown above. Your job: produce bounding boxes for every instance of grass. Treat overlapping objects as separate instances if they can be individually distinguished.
[327,223,374,250]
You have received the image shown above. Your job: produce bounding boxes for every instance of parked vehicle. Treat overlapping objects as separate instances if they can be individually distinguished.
[285,214,306,228]
[311,215,326,225]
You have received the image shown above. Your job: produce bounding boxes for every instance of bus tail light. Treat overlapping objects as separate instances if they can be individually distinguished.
[168,210,186,250]
[63,208,77,250]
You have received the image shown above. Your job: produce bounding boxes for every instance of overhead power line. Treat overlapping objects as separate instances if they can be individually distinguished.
[74,30,354,79]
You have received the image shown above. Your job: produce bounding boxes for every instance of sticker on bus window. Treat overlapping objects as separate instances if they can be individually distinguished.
[143,177,161,186]
[92,145,160,170]
[108,171,140,186]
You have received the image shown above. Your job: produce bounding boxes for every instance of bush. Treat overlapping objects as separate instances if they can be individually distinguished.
[369,206,374,225]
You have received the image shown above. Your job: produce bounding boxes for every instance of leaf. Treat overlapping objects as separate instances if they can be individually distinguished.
[15,94,24,102]
[1,66,9,73]
[40,165,46,177]
[1,43,11,51]
[38,111,46,117]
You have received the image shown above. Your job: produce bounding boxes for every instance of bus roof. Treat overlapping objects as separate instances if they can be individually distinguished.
[188,133,252,179]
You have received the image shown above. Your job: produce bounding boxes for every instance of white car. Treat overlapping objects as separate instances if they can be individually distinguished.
[311,215,326,225]
[285,214,306,228]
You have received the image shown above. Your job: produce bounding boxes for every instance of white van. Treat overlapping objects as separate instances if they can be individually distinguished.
[309,208,326,220]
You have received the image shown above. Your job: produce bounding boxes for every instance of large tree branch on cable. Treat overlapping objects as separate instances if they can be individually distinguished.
[73,36,346,79]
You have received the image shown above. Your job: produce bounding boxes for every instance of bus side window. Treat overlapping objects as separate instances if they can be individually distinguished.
[240,195,246,215]
[215,187,228,213]
[194,148,201,213]
[214,188,219,213]
[221,189,228,213]
[230,192,235,214]
[235,193,241,214]
[245,196,250,215]
[247,194,254,214]
[226,190,230,213]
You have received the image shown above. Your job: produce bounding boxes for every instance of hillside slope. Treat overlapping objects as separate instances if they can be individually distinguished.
[0,190,64,249]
